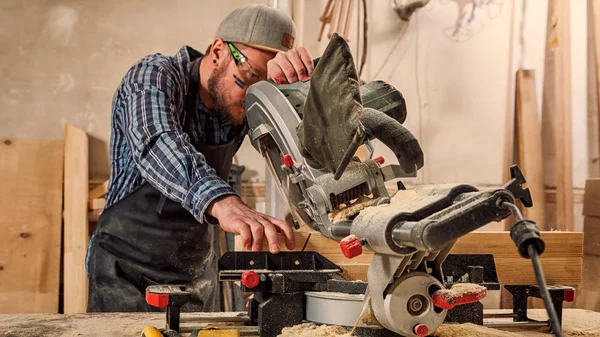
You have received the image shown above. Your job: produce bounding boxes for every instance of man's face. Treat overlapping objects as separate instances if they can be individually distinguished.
[207,43,274,126]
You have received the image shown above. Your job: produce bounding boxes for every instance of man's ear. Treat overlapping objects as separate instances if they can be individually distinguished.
[210,38,227,67]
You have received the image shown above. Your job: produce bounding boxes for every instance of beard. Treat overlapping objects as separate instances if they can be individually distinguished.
[207,64,246,126]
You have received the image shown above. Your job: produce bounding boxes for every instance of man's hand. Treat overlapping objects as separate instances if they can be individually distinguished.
[207,195,295,254]
[267,46,314,84]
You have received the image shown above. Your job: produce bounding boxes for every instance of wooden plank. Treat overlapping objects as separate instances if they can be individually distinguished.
[551,0,574,231]
[574,254,600,311]
[0,138,63,313]
[235,231,583,285]
[88,198,105,210]
[88,180,108,199]
[328,0,341,38]
[591,0,600,177]
[63,125,89,314]
[513,70,545,230]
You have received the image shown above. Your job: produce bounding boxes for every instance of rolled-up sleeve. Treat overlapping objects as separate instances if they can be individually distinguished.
[119,63,236,222]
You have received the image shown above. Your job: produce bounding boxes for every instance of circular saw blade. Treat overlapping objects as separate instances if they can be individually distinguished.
[259,134,314,228]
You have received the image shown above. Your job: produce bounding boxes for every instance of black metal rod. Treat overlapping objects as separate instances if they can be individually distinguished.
[484,321,549,329]
[500,201,524,221]
[500,200,562,337]
[529,245,563,337]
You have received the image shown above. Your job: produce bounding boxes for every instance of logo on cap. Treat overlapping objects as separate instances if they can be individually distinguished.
[282,33,294,50]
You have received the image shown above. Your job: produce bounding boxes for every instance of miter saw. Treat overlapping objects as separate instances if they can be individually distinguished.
[241,33,563,337]
[144,34,567,337]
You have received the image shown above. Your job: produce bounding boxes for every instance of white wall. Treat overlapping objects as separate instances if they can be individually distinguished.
[276,0,589,189]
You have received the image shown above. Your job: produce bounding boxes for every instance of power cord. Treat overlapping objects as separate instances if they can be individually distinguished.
[500,201,563,337]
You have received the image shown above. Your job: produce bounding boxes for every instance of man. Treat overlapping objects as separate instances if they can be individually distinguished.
[86,4,314,312]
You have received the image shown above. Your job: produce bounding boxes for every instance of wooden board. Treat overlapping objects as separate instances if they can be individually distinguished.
[574,254,600,311]
[235,231,583,285]
[63,125,89,314]
[514,70,545,230]
[549,0,574,231]
[88,198,105,210]
[88,180,108,199]
[0,138,63,313]
[592,0,600,177]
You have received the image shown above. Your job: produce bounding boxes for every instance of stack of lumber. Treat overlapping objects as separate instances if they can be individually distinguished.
[575,179,600,311]
[235,230,583,286]
[0,125,92,314]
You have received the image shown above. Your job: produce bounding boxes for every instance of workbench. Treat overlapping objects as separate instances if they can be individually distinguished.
[1,309,598,337]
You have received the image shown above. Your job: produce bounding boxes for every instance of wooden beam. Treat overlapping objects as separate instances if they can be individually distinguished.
[235,231,583,285]
[591,0,600,177]
[88,198,106,210]
[88,180,108,199]
[514,70,545,229]
[0,139,63,313]
[63,125,89,314]
[328,0,341,38]
[547,0,574,231]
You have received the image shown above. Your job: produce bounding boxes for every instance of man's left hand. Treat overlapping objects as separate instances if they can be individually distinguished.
[267,46,314,84]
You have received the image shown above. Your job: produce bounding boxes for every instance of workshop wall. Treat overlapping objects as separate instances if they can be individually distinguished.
[301,0,589,188]
[0,0,267,180]
[0,0,590,189]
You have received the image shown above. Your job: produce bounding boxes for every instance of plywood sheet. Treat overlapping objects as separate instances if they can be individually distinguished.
[0,138,63,313]
[235,231,583,285]
[63,125,89,314]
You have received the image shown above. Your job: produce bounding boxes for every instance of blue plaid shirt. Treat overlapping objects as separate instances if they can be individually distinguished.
[106,46,247,222]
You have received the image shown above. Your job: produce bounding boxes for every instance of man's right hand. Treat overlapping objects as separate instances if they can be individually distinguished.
[207,195,295,254]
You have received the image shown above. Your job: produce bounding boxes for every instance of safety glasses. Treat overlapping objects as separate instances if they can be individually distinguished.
[226,42,265,88]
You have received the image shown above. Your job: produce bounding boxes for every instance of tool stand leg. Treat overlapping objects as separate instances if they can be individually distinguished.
[258,293,303,337]
[505,286,529,322]
[167,305,182,332]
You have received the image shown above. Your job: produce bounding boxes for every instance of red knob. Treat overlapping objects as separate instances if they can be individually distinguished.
[564,288,575,302]
[373,156,385,165]
[282,154,294,168]
[340,235,363,259]
[413,324,429,337]
[241,271,260,288]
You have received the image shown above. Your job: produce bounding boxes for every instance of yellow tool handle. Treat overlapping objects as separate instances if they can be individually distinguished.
[141,326,164,337]
[197,330,240,337]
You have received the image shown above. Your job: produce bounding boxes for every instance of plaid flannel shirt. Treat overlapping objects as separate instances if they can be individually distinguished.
[105,46,247,222]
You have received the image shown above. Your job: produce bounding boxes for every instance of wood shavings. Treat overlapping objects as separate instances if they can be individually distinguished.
[449,283,487,296]
[278,323,351,337]
[328,196,376,223]
[434,323,521,337]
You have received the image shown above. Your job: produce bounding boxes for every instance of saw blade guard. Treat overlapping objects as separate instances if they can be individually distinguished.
[245,78,420,236]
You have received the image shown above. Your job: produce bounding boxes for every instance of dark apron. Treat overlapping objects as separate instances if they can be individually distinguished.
[86,56,243,312]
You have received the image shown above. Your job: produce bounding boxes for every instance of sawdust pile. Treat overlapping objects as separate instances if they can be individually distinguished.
[449,283,487,296]
[278,323,351,337]
[356,185,457,224]
[526,309,600,337]
[434,323,521,337]
[328,196,377,223]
